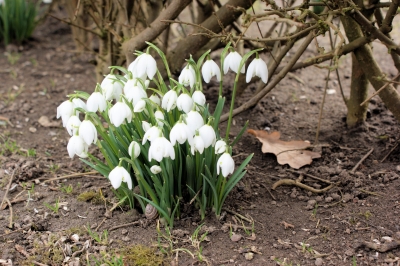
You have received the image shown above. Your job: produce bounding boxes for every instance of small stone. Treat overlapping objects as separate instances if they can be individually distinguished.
[396,165,400,172]
[271,201,277,205]
[231,233,242,242]
[122,236,130,242]
[315,258,323,266]
[325,197,333,203]
[245,252,254,260]
[121,229,128,235]
[29,127,37,133]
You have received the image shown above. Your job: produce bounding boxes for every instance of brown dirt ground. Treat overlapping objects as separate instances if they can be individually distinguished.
[0,16,400,266]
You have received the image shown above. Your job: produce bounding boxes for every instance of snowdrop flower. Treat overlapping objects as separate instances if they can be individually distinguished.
[142,126,161,145]
[223,51,245,74]
[162,90,178,112]
[109,102,132,127]
[72,98,87,112]
[150,165,162,174]
[79,120,97,145]
[101,74,123,101]
[134,99,146,113]
[179,65,196,88]
[124,79,148,106]
[109,166,132,190]
[186,110,204,133]
[191,135,205,155]
[66,115,81,136]
[142,121,151,132]
[67,135,88,158]
[176,93,194,113]
[154,110,164,127]
[87,92,107,113]
[170,121,193,146]
[57,100,75,127]
[128,53,157,80]
[128,141,141,159]
[246,57,268,83]
[217,153,235,177]
[202,59,221,83]
[149,94,161,106]
[199,124,216,148]
[192,91,206,106]
[215,140,227,154]
[148,136,175,162]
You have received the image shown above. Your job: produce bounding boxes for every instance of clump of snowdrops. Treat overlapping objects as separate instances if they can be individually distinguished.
[57,43,268,227]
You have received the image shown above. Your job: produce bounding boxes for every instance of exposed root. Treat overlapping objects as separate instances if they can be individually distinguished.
[272,175,336,194]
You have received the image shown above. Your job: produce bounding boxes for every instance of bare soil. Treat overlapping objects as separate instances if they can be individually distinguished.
[0,17,400,266]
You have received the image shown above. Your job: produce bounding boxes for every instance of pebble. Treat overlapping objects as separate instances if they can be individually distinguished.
[231,233,242,242]
[396,165,400,172]
[315,258,323,265]
[245,252,254,261]
[122,236,130,242]
[121,229,128,235]
[325,196,333,203]
[29,127,37,133]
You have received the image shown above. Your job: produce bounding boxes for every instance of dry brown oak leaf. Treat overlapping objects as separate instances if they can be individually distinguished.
[248,129,321,169]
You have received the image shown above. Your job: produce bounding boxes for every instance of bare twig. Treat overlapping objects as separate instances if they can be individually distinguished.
[109,221,140,231]
[223,209,253,223]
[380,141,399,163]
[355,240,400,252]
[40,171,100,183]
[360,72,400,106]
[272,179,336,193]
[6,199,13,229]
[260,183,276,200]
[48,14,102,37]
[0,116,14,127]
[351,148,374,173]
[1,170,16,211]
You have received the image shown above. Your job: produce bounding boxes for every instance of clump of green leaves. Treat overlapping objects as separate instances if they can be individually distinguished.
[0,0,39,45]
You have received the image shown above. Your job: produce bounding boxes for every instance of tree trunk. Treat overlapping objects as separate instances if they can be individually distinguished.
[346,53,369,127]
[167,0,254,75]
[341,15,400,123]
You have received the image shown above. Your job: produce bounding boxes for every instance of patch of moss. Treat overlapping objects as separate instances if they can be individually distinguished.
[121,244,165,266]
[77,190,104,204]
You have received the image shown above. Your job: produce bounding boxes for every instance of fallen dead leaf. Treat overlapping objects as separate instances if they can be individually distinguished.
[248,129,321,169]
[38,116,60,127]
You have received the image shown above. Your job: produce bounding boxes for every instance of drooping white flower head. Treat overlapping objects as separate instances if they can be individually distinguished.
[72,98,87,112]
[246,57,268,83]
[199,124,216,148]
[109,166,132,190]
[154,110,164,127]
[142,121,151,132]
[108,101,132,127]
[176,93,194,114]
[170,121,193,146]
[217,152,235,177]
[179,64,196,88]
[87,92,107,113]
[67,135,88,158]
[223,51,245,74]
[186,110,204,134]
[215,140,227,154]
[57,100,75,127]
[101,74,123,101]
[149,94,161,106]
[128,141,141,159]
[66,115,81,136]
[134,99,146,113]
[142,126,161,145]
[161,90,178,112]
[124,79,148,106]
[202,59,221,83]
[79,120,97,145]
[148,136,175,162]
[150,165,162,175]
[128,53,157,80]
[192,91,206,106]
[191,135,205,155]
